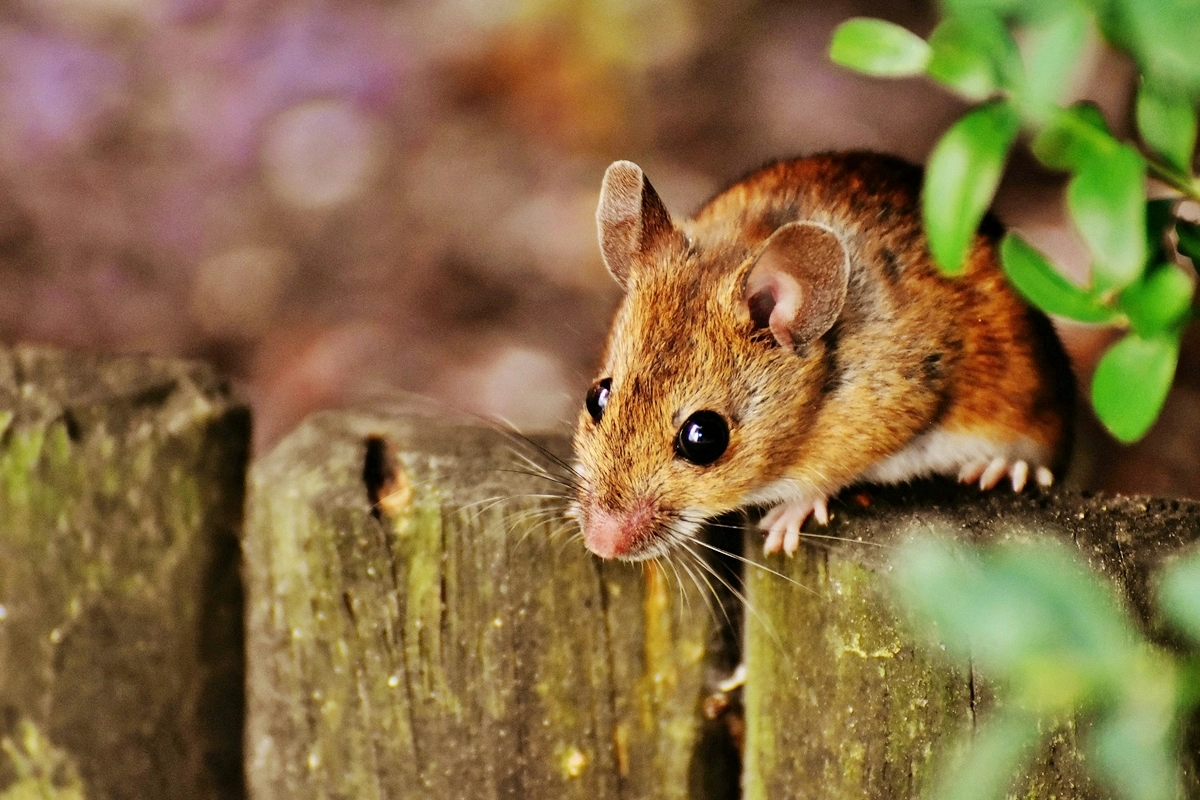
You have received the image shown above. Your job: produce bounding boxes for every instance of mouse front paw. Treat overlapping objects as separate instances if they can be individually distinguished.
[759,496,829,557]
[958,458,1054,492]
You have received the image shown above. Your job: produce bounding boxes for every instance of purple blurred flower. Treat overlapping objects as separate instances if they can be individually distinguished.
[0,29,129,159]
[160,6,414,170]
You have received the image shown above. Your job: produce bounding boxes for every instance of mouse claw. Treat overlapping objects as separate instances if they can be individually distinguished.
[813,498,829,525]
[966,458,1048,493]
[978,457,1008,490]
[1036,466,1054,487]
[760,497,830,557]
[958,461,987,485]
[784,519,802,557]
[1010,460,1029,492]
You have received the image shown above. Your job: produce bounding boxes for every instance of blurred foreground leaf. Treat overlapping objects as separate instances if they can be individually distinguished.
[1119,264,1193,336]
[1032,103,1116,171]
[1089,688,1181,800]
[1094,0,1200,100]
[893,536,1135,710]
[930,709,1040,800]
[894,534,1195,800]
[1157,549,1200,644]
[1016,9,1089,121]
[829,18,930,76]
[1000,234,1116,323]
[1091,331,1181,442]
[926,15,1020,100]
[942,0,1066,20]
[1136,82,1198,174]
[1067,145,1147,289]
[924,101,1020,273]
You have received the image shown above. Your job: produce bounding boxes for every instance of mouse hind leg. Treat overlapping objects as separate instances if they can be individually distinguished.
[858,423,1058,491]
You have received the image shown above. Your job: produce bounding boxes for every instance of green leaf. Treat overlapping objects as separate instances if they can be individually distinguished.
[942,0,1067,24]
[1091,331,1181,442]
[829,18,931,76]
[1178,219,1200,264]
[982,543,1136,684]
[1119,264,1194,336]
[926,14,1021,100]
[1015,9,1089,122]
[1095,0,1200,101]
[930,710,1041,800]
[893,536,1136,704]
[924,101,1020,274]
[1157,548,1200,644]
[1066,145,1148,290]
[1000,234,1116,323]
[892,538,982,665]
[1136,81,1198,173]
[1088,696,1181,800]
[1031,103,1115,172]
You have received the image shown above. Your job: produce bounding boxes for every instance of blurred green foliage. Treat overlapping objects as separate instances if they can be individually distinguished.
[893,534,1200,800]
[0,720,83,800]
[829,0,1200,443]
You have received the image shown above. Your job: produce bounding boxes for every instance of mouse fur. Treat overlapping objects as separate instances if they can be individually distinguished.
[572,152,1075,560]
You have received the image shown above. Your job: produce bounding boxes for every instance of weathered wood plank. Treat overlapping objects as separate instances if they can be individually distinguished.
[244,400,732,800]
[743,483,1200,799]
[0,345,249,800]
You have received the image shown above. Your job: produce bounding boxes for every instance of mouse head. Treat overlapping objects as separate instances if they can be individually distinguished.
[573,160,850,560]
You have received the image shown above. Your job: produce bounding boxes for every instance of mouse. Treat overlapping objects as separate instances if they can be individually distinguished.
[571,152,1075,560]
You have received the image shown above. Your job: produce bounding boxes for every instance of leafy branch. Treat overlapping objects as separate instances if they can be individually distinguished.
[829,0,1200,442]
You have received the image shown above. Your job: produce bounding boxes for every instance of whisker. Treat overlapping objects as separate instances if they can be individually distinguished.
[495,468,579,492]
[693,510,894,550]
[495,427,582,480]
[682,540,783,649]
[660,555,691,613]
[391,395,580,477]
[674,555,710,616]
[516,512,576,547]
[676,547,735,633]
[795,531,894,550]
[688,535,818,596]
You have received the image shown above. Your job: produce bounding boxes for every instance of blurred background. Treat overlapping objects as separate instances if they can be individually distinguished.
[0,0,1194,495]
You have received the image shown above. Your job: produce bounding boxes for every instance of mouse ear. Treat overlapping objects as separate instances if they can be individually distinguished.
[744,221,850,350]
[596,161,679,290]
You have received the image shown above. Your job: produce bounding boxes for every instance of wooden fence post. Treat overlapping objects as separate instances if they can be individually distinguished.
[243,399,737,800]
[10,348,1191,800]
[743,482,1200,799]
[0,345,249,800]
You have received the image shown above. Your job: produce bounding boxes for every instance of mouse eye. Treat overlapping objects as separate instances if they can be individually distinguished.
[585,378,612,422]
[675,410,729,466]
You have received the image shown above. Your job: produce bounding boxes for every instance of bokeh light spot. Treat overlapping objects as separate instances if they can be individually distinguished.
[261,99,382,210]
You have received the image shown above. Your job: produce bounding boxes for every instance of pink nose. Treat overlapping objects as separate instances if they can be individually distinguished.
[582,502,655,559]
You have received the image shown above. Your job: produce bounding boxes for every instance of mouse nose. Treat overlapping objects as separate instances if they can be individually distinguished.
[582,501,656,559]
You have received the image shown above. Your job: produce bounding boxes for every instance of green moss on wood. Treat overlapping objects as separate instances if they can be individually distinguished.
[743,483,1200,799]
[0,720,84,800]
[0,346,249,800]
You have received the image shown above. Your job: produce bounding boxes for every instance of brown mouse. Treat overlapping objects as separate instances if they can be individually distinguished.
[571,152,1074,560]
